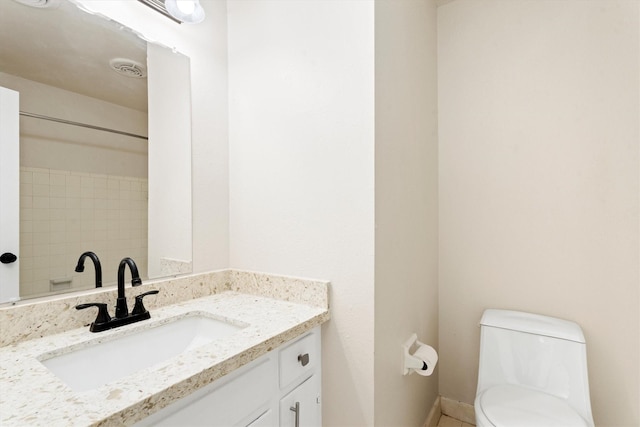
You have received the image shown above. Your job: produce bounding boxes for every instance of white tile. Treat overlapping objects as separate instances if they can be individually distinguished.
[20,232,33,246]
[81,186,94,198]
[80,176,94,188]
[33,172,49,185]
[94,208,107,220]
[94,187,107,199]
[21,244,34,258]
[33,196,49,209]
[32,220,49,233]
[65,230,81,243]
[108,188,119,200]
[49,185,66,198]
[33,266,50,281]
[66,175,81,188]
[49,243,66,255]
[32,184,49,197]
[21,208,33,221]
[33,244,50,257]
[50,197,66,209]
[49,173,67,186]
[49,209,66,221]
[32,209,48,221]
[50,231,66,244]
[93,177,107,188]
[50,220,65,232]
[108,179,120,190]
[20,170,33,183]
[20,196,33,209]
[80,198,94,210]
[120,180,132,191]
[32,232,50,246]
[20,183,33,196]
[66,198,81,210]
[20,221,33,233]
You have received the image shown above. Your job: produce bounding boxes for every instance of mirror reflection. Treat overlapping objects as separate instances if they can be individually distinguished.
[0,0,193,301]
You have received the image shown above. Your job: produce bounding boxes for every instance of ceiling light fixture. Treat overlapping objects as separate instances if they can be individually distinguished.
[164,0,205,24]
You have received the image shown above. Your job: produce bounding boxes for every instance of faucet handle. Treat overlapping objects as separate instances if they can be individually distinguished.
[76,303,112,324]
[132,290,159,315]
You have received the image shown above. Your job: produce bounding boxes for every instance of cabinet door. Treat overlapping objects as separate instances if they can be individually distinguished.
[135,355,276,427]
[279,375,321,427]
[246,409,276,427]
[0,87,20,303]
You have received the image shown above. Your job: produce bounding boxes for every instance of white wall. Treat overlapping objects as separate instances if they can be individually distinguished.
[374,0,439,425]
[438,1,639,426]
[74,0,229,272]
[227,1,376,424]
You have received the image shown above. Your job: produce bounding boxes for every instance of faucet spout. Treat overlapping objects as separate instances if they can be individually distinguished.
[115,257,143,318]
[75,251,102,288]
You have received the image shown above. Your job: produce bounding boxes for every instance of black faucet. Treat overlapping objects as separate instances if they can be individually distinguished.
[76,257,158,333]
[75,251,102,288]
[115,257,143,318]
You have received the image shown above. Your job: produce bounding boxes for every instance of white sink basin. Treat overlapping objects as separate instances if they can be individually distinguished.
[39,313,245,392]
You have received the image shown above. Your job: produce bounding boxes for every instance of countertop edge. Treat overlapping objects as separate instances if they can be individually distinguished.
[95,311,330,426]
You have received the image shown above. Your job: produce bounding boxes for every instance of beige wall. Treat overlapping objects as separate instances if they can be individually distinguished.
[374,0,439,425]
[227,1,376,424]
[438,1,639,426]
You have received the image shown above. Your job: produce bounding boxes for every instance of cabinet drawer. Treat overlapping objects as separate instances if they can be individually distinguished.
[279,331,318,389]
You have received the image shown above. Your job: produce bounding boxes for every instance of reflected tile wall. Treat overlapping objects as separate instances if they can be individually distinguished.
[19,167,148,298]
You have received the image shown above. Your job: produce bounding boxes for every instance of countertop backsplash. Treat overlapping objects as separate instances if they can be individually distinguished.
[0,269,329,347]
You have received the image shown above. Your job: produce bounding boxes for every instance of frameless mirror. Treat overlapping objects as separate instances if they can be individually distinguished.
[0,0,192,301]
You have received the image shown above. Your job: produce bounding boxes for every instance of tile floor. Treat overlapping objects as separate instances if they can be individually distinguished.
[437,414,475,427]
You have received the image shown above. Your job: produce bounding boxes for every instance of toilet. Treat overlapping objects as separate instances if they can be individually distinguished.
[475,309,595,427]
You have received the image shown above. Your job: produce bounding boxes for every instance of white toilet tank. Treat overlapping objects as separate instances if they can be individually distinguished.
[476,309,594,426]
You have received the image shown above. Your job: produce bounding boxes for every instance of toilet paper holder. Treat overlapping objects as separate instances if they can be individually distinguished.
[402,333,438,376]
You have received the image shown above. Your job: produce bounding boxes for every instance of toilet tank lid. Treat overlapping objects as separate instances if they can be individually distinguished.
[480,309,586,343]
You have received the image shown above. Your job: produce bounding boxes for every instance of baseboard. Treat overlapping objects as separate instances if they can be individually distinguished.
[441,396,476,425]
[423,396,441,427]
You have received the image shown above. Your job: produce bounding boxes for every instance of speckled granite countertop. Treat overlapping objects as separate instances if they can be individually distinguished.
[0,272,330,426]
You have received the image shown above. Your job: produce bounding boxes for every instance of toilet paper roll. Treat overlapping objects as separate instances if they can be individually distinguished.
[413,344,438,376]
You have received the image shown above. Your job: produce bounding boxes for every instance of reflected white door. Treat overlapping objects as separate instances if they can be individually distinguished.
[0,86,20,302]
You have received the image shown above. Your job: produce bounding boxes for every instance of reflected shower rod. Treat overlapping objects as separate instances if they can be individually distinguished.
[19,111,148,141]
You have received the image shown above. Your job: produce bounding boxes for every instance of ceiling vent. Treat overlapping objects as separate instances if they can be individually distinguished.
[109,58,147,79]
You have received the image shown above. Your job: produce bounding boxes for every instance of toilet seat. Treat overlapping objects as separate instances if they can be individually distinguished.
[477,384,589,427]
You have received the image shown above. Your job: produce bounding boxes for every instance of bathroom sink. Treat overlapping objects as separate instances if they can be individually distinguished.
[39,313,245,392]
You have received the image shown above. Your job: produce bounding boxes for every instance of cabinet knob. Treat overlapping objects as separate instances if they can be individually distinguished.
[297,353,310,367]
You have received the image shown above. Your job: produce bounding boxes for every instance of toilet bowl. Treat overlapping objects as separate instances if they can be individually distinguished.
[475,309,594,427]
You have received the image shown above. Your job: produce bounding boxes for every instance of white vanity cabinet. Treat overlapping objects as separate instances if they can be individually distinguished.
[135,327,321,427]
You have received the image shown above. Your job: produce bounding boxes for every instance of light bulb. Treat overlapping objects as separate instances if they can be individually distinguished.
[176,0,195,15]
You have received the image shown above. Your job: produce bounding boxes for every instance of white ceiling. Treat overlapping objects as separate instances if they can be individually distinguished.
[0,0,148,112]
